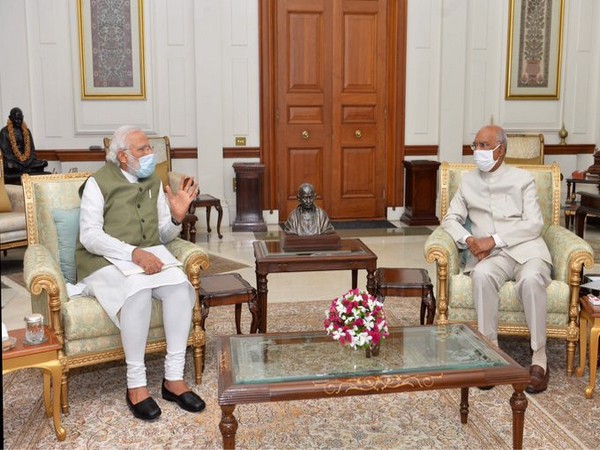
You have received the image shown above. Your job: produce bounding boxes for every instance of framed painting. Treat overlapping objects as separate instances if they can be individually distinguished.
[77,0,146,100]
[505,0,564,100]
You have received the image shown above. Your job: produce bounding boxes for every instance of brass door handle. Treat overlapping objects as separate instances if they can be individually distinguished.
[355,129,362,139]
[301,130,310,140]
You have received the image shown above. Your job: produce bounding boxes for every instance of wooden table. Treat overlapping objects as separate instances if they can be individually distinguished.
[574,191,600,238]
[575,294,600,398]
[183,194,224,242]
[565,177,600,230]
[2,327,66,441]
[375,267,436,325]
[253,238,377,333]
[217,324,530,449]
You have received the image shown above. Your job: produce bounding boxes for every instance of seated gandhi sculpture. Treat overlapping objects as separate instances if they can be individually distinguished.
[0,107,48,181]
[284,183,335,236]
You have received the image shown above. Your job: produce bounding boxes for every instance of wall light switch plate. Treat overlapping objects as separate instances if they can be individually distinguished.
[235,137,246,146]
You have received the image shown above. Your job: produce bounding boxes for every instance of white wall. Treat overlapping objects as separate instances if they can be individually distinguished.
[1,0,599,223]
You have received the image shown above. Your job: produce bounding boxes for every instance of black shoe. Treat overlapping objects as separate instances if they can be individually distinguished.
[126,391,161,421]
[478,385,495,391]
[161,379,206,413]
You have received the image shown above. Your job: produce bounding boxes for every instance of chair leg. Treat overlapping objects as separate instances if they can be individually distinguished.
[248,298,260,333]
[235,304,242,334]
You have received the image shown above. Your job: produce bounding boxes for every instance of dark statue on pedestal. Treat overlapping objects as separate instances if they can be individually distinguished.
[283,183,340,251]
[284,183,334,236]
[0,107,48,183]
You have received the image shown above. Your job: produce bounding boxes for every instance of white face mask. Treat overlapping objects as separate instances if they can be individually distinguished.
[473,143,500,172]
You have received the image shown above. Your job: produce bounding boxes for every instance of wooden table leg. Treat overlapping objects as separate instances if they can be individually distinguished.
[256,271,268,333]
[510,386,528,450]
[39,361,66,441]
[366,269,376,295]
[215,202,224,239]
[586,322,599,399]
[220,405,238,450]
[351,269,358,289]
[459,387,469,424]
[576,313,588,377]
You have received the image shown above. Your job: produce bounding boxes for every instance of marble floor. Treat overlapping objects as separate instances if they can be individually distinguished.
[2,219,599,332]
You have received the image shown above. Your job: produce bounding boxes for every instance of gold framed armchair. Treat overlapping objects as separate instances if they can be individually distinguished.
[505,133,544,165]
[21,172,209,413]
[424,162,593,375]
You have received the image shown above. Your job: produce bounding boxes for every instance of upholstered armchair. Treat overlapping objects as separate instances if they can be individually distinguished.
[21,172,210,413]
[0,151,28,253]
[424,162,593,375]
[505,133,544,165]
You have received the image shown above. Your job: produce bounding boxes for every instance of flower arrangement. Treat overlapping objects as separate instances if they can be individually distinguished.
[324,288,389,351]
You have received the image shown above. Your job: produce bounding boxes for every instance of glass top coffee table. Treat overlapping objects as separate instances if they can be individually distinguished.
[217,323,530,449]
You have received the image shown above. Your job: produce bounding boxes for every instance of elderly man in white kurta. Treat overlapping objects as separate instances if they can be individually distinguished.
[442,124,552,394]
[76,125,205,420]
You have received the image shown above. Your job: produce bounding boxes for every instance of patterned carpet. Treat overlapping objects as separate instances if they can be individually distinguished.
[3,298,600,449]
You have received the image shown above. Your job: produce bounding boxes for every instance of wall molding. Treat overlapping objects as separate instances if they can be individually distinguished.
[36,148,199,162]
[223,147,261,158]
[35,144,596,163]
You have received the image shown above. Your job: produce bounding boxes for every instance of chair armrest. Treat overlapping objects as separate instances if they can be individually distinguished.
[425,227,461,324]
[23,243,67,331]
[165,238,210,286]
[543,224,594,283]
[5,184,25,212]
[424,227,461,276]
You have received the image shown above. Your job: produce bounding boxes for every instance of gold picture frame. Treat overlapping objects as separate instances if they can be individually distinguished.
[77,0,146,100]
[505,0,564,100]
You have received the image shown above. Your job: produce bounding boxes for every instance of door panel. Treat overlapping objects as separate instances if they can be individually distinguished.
[275,0,387,219]
[331,0,387,218]
[276,0,333,214]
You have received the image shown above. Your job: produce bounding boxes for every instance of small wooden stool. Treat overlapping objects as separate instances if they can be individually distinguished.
[185,194,224,242]
[375,267,436,325]
[199,273,259,334]
[575,294,600,398]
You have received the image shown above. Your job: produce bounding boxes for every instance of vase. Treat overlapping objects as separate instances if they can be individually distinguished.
[365,343,380,358]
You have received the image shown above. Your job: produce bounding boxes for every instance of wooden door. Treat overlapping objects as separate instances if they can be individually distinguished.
[274,0,388,219]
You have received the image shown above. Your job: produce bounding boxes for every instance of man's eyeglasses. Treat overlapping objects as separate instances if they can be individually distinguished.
[128,144,154,155]
[470,141,500,152]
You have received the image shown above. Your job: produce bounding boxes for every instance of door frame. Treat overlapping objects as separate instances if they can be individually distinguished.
[259,0,408,216]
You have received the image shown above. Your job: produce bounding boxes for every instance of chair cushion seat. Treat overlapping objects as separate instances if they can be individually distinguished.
[448,274,570,326]
[62,296,168,354]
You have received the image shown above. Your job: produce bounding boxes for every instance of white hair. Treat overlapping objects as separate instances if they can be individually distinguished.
[106,125,142,164]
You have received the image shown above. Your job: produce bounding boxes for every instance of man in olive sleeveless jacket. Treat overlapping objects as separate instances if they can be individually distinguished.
[76,125,205,420]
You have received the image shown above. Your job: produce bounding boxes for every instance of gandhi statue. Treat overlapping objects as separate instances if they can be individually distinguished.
[0,107,48,178]
[284,183,335,236]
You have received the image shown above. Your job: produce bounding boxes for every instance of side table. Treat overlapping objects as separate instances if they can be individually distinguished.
[188,194,224,241]
[575,295,600,399]
[2,327,66,440]
[374,267,436,325]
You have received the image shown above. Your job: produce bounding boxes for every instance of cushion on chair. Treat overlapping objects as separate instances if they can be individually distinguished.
[155,161,169,191]
[448,274,571,326]
[0,179,12,212]
[51,208,80,284]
